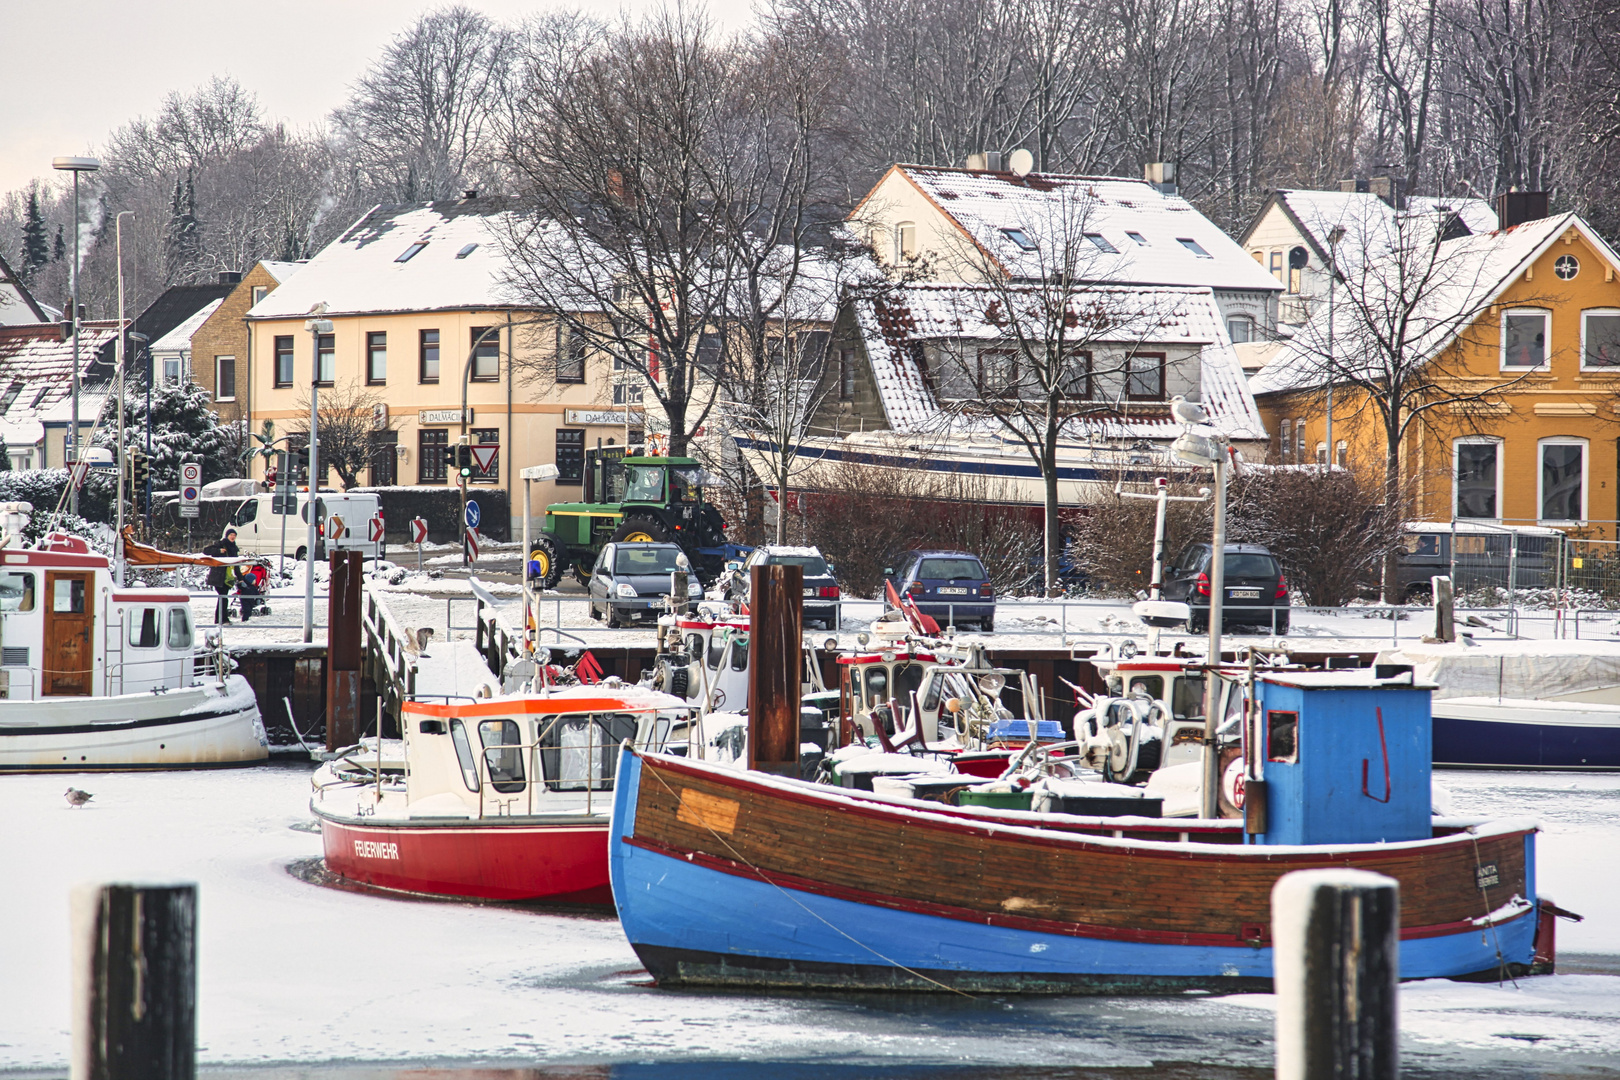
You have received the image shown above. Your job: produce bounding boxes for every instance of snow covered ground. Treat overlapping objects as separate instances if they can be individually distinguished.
[0,766,1615,1076]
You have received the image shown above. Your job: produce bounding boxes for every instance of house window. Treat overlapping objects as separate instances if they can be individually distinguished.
[395,241,427,263]
[0,382,23,413]
[555,326,587,383]
[1269,250,1283,281]
[418,428,448,484]
[470,327,500,381]
[1503,310,1549,368]
[1288,246,1308,293]
[162,355,187,385]
[1540,438,1587,522]
[456,243,478,259]
[977,348,1020,397]
[411,329,439,384]
[1125,353,1165,400]
[1002,228,1038,251]
[839,348,856,400]
[896,222,917,260]
[1279,419,1291,461]
[215,356,236,401]
[1227,316,1253,343]
[369,430,397,486]
[471,428,499,483]
[556,428,584,485]
[1084,233,1118,253]
[1127,231,1149,246]
[1316,442,1327,465]
[364,332,386,384]
[316,333,334,386]
[1582,310,1620,368]
[1058,349,1090,399]
[251,286,268,306]
[696,332,723,378]
[1455,439,1500,519]
[1295,417,1306,459]
[1178,237,1212,258]
[1336,441,1348,467]
[274,336,294,387]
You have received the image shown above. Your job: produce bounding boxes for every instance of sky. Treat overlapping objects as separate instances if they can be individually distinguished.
[0,0,760,197]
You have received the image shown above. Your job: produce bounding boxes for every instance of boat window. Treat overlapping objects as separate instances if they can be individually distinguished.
[895,663,924,705]
[449,719,479,790]
[0,572,35,612]
[167,607,193,649]
[865,666,889,703]
[478,719,527,794]
[1267,710,1299,763]
[130,608,161,648]
[1128,675,1164,701]
[707,633,726,670]
[1172,676,1205,720]
[921,671,942,711]
[685,633,704,660]
[730,636,749,672]
[539,712,638,791]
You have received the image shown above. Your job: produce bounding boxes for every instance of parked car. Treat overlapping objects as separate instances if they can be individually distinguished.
[1396,522,1560,601]
[724,545,842,629]
[885,550,996,630]
[587,542,704,627]
[229,491,383,562]
[1162,542,1290,633]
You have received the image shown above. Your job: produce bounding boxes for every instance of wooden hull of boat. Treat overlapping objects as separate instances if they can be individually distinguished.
[609,750,1542,992]
[317,812,612,904]
[1434,697,1620,770]
[0,677,267,772]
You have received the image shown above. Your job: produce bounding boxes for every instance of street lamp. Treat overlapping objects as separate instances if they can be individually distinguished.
[53,155,100,515]
[304,315,334,643]
[1171,420,1230,820]
[1325,225,1345,469]
[114,210,134,584]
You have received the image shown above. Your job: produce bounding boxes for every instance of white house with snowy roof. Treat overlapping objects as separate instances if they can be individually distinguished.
[0,253,50,326]
[0,321,117,469]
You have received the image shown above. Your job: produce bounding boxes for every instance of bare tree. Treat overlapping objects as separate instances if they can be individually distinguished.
[289,381,398,490]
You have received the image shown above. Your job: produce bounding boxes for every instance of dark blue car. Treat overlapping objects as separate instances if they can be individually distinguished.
[885,550,995,631]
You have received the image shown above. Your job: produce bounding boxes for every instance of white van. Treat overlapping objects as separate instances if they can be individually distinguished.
[229,491,384,561]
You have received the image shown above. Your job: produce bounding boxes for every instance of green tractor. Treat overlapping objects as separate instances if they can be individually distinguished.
[527,448,737,589]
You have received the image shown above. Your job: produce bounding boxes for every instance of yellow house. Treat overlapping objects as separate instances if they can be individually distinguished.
[245,198,640,534]
[1250,209,1620,539]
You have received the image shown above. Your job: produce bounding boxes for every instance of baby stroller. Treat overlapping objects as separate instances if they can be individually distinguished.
[235,563,272,621]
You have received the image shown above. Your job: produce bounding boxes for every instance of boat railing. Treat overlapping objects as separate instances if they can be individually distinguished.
[362,587,418,717]
[469,711,671,819]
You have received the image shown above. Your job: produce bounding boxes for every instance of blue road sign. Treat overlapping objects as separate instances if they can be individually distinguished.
[465,500,481,529]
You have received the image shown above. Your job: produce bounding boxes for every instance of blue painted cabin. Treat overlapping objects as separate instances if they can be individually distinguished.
[1252,669,1434,846]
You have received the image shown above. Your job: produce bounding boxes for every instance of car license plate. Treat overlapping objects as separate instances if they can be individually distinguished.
[804,587,816,597]
[1229,588,1260,600]
[939,587,969,595]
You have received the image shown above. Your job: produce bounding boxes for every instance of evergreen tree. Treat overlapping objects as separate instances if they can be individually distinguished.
[93,377,235,485]
[0,437,12,472]
[165,170,203,282]
[20,189,48,281]
[52,225,65,263]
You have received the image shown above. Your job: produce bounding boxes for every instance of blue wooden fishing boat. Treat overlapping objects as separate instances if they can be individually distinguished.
[1432,697,1620,770]
[608,669,1561,992]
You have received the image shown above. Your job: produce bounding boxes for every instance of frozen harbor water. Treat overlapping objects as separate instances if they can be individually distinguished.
[1,765,1617,1078]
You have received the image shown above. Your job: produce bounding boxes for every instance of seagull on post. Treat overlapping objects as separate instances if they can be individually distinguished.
[1170,395,1207,426]
[64,787,93,808]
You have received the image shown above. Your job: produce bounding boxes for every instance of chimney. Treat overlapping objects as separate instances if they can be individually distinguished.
[1144,162,1177,195]
[1339,178,1369,194]
[218,270,242,285]
[1496,190,1550,229]
[1369,176,1404,208]
[965,151,1005,172]
[462,188,479,201]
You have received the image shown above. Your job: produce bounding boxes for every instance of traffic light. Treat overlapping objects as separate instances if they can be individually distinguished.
[129,451,148,491]
[443,444,473,478]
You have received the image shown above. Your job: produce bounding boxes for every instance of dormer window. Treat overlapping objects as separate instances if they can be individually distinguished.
[395,242,428,263]
[456,243,478,259]
[0,382,20,412]
[1085,233,1119,253]
[1001,228,1038,251]
[1177,237,1211,258]
[1126,231,1149,246]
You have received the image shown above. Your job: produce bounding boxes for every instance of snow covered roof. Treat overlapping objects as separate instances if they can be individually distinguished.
[249,200,535,320]
[1264,190,1499,279]
[1251,212,1600,396]
[849,283,1266,440]
[0,253,48,325]
[0,322,118,446]
[151,297,223,354]
[259,260,305,284]
[864,166,1282,294]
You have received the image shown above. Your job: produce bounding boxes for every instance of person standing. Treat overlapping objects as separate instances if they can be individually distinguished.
[202,528,240,624]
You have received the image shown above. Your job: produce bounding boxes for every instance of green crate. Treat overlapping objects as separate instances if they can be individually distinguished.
[956,789,1032,811]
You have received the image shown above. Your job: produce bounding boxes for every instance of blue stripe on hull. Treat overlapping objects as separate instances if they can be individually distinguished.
[732,436,1163,485]
[1434,714,1620,769]
[609,767,1537,992]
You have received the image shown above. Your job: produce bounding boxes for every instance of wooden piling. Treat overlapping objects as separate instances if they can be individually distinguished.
[72,882,196,1080]
[748,562,802,775]
[1432,575,1455,643]
[326,550,363,749]
[1272,869,1400,1080]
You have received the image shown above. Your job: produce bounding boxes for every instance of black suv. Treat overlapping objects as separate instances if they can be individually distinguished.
[1163,542,1290,634]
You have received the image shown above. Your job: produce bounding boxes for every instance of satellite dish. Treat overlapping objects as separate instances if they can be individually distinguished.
[1008,149,1035,177]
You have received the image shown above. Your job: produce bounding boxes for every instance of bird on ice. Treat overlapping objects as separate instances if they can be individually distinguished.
[1170,395,1207,426]
[64,787,93,808]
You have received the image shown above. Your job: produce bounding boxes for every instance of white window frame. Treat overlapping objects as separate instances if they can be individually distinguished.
[251,286,268,306]
[1227,315,1254,343]
[1452,436,1503,522]
[1279,419,1291,461]
[895,222,917,261]
[1315,442,1326,465]
[1537,436,1588,524]
[1335,441,1348,467]
[1580,308,1620,371]
[215,355,236,402]
[1501,308,1551,372]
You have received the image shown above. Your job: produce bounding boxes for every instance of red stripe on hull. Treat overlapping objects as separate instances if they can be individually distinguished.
[320,819,611,904]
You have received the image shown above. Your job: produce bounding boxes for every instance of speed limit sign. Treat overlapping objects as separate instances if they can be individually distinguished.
[179,462,202,518]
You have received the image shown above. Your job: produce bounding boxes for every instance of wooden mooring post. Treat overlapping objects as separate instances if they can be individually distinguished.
[327,550,363,750]
[748,562,802,776]
[1272,869,1400,1080]
[72,882,196,1080]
